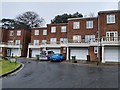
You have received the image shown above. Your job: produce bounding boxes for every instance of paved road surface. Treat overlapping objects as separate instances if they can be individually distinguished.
[2,58,119,88]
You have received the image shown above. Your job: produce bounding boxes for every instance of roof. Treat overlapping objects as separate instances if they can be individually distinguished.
[98,10,120,14]
[68,17,97,21]
[47,23,68,26]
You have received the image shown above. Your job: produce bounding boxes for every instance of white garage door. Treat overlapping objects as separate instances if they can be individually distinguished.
[50,49,60,54]
[104,47,119,62]
[70,48,88,60]
[32,49,40,57]
[11,49,21,57]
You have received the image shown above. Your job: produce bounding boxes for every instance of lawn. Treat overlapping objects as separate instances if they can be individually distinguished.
[0,58,21,75]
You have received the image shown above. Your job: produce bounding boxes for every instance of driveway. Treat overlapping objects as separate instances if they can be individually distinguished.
[2,58,119,88]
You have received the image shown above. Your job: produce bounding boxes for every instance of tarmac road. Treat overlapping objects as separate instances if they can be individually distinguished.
[2,58,119,88]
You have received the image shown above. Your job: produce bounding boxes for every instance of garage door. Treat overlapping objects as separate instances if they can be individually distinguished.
[49,49,60,54]
[70,48,88,60]
[104,47,119,62]
[11,49,21,57]
[32,49,40,57]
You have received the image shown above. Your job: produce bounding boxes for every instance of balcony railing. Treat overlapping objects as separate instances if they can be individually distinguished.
[101,37,120,42]
[0,42,22,48]
[29,41,68,45]
[29,38,99,46]
[68,38,98,43]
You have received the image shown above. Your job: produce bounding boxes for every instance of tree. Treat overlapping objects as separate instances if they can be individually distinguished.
[1,19,15,29]
[51,12,83,24]
[1,18,29,30]
[15,11,45,29]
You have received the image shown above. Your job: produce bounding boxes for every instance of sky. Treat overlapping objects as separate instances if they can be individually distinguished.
[1,0,119,26]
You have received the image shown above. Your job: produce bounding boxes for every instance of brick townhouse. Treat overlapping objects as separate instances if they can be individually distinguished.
[28,27,47,57]
[28,23,68,58]
[0,29,31,57]
[67,17,98,61]
[28,10,120,63]
[0,28,3,56]
[98,10,120,62]
[0,29,8,56]
[1,10,120,63]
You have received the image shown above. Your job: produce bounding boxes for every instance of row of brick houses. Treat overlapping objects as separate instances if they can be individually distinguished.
[0,10,120,63]
[0,29,31,57]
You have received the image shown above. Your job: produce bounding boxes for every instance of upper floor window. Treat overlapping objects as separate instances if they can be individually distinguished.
[17,31,21,36]
[15,40,20,45]
[61,26,66,32]
[34,30,39,35]
[73,22,80,29]
[73,35,81,42]
[50,38,57,44]
[43,30,47,35]
[86,21,93,29]
[107,15,115,24]
[33,40,39,45]
[51,27,56,33]
[10,31,14,36]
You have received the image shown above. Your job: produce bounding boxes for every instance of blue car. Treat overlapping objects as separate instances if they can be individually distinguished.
[50,54,65,62]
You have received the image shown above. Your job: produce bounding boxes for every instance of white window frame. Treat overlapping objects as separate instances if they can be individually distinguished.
[51,27,56,33]
[17,31,21,36]
[86,21,93,29]
[33,40,39,45]
[73,35,81,42]
[50,38,57,44]
[42,40,47,44]
[73,22,80,29]
[15,40,20,45]
[10,31,14,36]
[106,31,118,41]
[34,30,39,35]
[107,15,115,24]
[43,30,47,35]
[85,35,95,42]
[61,26,66,32]
[60,38,68,44]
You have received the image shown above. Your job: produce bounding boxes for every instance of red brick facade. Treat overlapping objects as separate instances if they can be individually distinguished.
[67,17,98,41]
[98,10,120,38]
[1,10,119,61]
[1,29,31,57]
[47,23,68,43]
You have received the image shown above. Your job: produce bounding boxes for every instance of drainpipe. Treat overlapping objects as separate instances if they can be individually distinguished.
[97,14,101,65]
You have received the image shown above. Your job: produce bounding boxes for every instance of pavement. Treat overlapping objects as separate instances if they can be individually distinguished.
[2,58,120,88]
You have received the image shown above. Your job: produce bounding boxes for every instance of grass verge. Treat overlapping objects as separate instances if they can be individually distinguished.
[0,59,20,75]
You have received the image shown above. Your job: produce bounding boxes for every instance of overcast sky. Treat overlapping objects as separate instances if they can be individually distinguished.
[1,1,119,26]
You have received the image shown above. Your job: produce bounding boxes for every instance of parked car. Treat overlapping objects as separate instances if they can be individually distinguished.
[47,51,54,60]
[50,54,65,62]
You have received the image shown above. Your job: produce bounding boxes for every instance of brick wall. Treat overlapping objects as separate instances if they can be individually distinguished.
[67,17,98,41]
